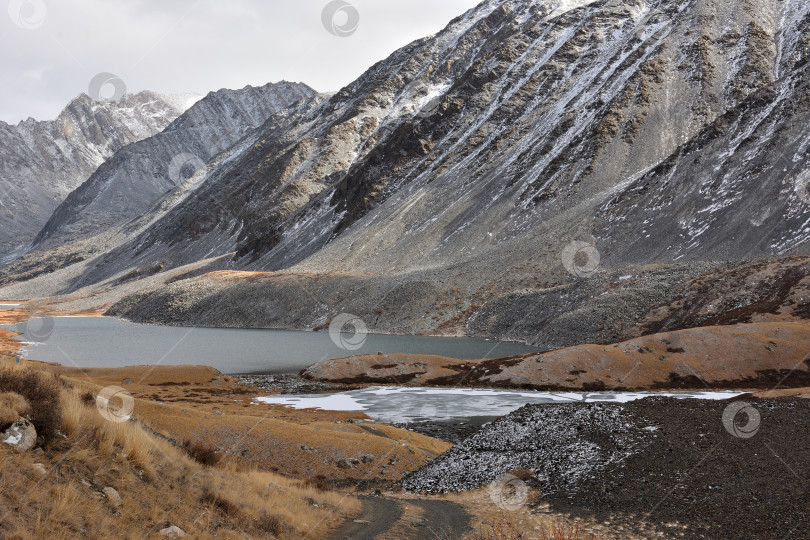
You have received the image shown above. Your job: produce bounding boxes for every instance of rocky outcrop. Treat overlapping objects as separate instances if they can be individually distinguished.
[2,417,37,452]
[103,486,122,508]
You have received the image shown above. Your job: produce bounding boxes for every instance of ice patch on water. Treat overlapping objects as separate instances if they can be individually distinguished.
[254,386,745,423]
[254,393,367,412]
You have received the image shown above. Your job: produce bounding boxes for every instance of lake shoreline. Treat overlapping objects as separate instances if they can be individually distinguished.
[2,312,540,374]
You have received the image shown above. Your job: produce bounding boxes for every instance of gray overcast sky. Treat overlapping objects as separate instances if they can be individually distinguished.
[0,0,483,123]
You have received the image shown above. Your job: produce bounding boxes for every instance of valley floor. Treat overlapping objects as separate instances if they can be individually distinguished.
[0,305,617,539]
[2,303,808,539]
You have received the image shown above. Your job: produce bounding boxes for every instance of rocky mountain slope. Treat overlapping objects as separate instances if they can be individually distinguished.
[3,0,810,347]
[71,0,810,274]
[0,92,198,262]
[33,82,317,250]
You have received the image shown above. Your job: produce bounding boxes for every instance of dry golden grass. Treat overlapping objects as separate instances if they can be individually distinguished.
[34,360,451,484]
[0,391,30,426]
[307,321,810,391]
[0,364,361,539]
[473,522,604,539]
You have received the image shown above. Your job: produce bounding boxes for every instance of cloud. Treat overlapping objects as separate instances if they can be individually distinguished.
[0,0,483,123]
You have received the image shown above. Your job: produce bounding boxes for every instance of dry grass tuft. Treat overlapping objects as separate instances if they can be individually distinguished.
[302,475,329,492]
[183,439,221,467]
[0,391,30,427]
[201,488,239,516]
[79,391,95,406]
[254,513,285,536]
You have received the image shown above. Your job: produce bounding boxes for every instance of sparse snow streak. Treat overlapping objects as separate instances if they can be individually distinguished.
[546,0,601,19]
[38,0,810,311]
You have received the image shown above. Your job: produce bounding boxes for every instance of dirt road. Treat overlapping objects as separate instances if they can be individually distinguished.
[326,495,470,540]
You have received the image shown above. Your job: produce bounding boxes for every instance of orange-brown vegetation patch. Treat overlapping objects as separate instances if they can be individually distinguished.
[131,396,449,486]
[304,322,810,391]
[0,306,27,358]
[0,306,450,492]
[32,362,451,487]
[0,327,22,358]
[751,387,810,398]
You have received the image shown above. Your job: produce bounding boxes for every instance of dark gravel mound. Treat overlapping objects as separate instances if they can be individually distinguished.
[400,402,652,494]
[402,397,810,539]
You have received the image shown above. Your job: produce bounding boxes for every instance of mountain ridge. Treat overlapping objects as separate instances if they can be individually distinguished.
[32,81,317,250]
[2,0,810,349]
[0,91,199,261]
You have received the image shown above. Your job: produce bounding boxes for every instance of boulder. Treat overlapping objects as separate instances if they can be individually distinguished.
[103,486,122,508]
[2,417,36,452]
[159,525,186,538]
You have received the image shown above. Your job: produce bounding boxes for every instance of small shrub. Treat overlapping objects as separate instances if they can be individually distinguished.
[302,475,328,491]
[182,439,221,466]
[201,489,238,515]
[80,391,95,406]
[0,368,62,442]
[255,513,284,535]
